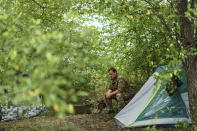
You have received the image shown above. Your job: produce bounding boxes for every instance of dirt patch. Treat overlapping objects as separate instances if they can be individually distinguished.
[66,114,121,131]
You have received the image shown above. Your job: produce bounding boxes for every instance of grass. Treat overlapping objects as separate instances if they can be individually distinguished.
[0,113,193,131]
[0,116,80,131]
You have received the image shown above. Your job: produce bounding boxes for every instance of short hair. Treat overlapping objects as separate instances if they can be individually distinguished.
[108,68,117,73]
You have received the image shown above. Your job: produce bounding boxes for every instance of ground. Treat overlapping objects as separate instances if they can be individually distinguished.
[0,114,184,131]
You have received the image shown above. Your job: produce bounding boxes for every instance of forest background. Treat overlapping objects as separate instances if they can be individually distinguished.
[0,0,196,130]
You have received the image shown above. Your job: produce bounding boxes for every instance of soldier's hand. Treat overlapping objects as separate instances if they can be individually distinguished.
[105,90,112,98]
[105,93,112,98]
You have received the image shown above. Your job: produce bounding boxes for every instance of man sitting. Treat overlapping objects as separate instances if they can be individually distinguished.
[105,68,135,114]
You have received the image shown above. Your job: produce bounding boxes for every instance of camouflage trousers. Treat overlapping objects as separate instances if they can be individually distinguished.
[105,93,131,111]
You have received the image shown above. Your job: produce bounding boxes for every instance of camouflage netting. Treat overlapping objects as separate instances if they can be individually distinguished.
[0,105,46,121]
[0,91,46,122]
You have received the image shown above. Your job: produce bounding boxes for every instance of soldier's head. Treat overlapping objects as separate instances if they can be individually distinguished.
[108,68,117,80]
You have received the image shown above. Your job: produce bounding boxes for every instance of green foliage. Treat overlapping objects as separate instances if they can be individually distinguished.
[0,0,105,116]
[88,0,183,88]
[153,60,185,94]
[175,121,191,130]
[0,0,194,119]
[144,126,156,131]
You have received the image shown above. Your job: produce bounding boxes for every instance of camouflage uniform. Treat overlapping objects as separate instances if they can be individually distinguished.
[106,75,134,111]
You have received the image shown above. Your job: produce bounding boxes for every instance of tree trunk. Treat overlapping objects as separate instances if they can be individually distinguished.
[186,56,197,126]
[177,0,197,128]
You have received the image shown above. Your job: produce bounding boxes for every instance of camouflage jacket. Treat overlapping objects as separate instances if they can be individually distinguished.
[108,75,130,94]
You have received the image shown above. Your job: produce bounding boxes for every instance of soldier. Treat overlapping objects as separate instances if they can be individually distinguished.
[105,68,135,114]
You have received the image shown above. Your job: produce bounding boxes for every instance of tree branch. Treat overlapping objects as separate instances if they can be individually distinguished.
[143,0,155,8]
[191,0,196,8]
[31,0,67,10]
[190,0,197,40]
[143,0,171,33]
[167,0,175,10]
[31,0,45,9]
[195,27,197,41]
